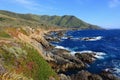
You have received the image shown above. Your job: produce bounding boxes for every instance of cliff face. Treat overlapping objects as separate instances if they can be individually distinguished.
[0,27,57,80]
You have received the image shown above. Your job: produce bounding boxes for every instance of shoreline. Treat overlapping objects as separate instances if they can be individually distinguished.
[44,29,120,80]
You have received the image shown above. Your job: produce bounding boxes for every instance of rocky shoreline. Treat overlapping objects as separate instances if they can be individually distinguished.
[44,30,120,80]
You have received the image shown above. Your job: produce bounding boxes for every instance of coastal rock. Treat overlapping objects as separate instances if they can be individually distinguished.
[100,70,120,80]
[71,70,103,80]
[44,30,120,80]
[45,36,61,42]
[59,74,71,80]
[89,74,103,80]
[48,49,85,72]
[75,53,96,63]
[71,70,91,80]
[45,30,66,42]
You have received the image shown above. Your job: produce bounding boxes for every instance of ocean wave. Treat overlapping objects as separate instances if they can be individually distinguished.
[61,37,68,39]
[71,50,106,59]
[113,68,120,77]
[111,60,120,77]
[55,45,70,51]
[104,60,120,77]
[81,36,103,41]
[55,45,106,59]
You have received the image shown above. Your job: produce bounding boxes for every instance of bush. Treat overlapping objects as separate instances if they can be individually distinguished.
[0,31,11,38]
[0,72,33,80]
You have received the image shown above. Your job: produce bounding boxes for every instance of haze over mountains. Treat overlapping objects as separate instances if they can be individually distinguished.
[0,10,101,29]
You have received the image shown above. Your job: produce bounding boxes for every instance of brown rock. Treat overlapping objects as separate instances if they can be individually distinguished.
[71,70,91,80]
[89,74,103,80]
[59,74,71,80]
[75,53,96,63]
[100,71,120,80]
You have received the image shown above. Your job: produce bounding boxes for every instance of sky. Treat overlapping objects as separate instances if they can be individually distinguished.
[0,0,120,29]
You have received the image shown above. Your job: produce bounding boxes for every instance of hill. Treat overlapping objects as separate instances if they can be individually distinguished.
[0,10,101,29]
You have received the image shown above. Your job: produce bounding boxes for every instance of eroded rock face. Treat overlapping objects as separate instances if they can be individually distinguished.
[75,53,96,63]
[100,70,120,80]
[45,30,66,42]
[59,74,71,80]
[89,74,103,80]
[71,70,103,80]
[48,49,85,72]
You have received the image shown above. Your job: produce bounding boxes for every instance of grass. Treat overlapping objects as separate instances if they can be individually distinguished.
[22,43,57,80]
[0,31,11,38]
[0,42,58,80]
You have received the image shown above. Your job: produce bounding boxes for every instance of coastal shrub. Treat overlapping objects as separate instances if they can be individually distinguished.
[22,43,57,80]
[1,43,57,80]
[0,31,11,38]
[0,17,5,21]
[0,72,33,80]
[2,45,27,59]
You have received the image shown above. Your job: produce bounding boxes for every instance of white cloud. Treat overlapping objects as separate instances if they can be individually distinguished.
[109,0,120,8]
[13,0,57,12]
[14,0,39,10]
[15,0,39,6]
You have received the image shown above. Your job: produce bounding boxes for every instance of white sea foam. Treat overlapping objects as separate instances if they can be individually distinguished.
[81,36,103,41]
[94,52,106,59]
[55,45,70,51]
[71,50,106,59]
[55,45,106,59]
[111,60,120,77]
[113,68,120,77]
[61,37,68,39]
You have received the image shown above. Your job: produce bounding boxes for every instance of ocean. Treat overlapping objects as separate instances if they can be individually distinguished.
[51,29,120,77]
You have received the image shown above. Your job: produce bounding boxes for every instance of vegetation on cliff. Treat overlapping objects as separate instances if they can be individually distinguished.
[0,28,57,80]
[0,10,101,29]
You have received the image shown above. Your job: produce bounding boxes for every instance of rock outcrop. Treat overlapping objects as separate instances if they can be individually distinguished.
[75,53,96,63]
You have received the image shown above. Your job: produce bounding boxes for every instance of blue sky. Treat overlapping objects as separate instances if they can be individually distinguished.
[0,0,120,29]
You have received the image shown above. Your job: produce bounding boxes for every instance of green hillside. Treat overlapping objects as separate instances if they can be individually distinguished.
[0,10,101,29]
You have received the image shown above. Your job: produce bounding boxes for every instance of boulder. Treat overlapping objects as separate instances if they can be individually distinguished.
[48,49,85,72]
[89,74,103,80]
[100,71,120,80]
[71,70,91,80]
[59,74,71,80]
[71,70,103,80]
[75,53,96,63]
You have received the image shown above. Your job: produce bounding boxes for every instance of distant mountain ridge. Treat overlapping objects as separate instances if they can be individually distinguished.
[0,10,101,29]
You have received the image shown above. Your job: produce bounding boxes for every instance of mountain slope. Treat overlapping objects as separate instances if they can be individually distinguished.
[0,10,101,29]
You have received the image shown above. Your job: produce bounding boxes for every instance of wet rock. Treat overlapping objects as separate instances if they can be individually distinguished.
[75,53,96,63]
[45,36,61,42]
[100,70,120,80]
[48,49,85,72]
